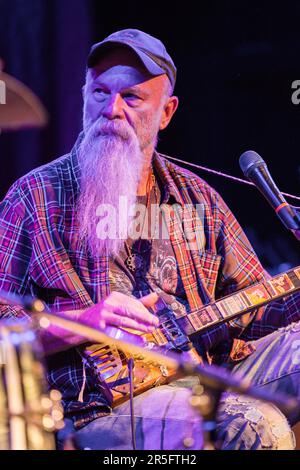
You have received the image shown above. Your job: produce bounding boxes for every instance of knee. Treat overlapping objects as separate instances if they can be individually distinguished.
[216,394,295,450]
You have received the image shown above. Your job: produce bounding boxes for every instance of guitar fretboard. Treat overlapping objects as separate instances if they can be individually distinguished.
[168,265,300,337]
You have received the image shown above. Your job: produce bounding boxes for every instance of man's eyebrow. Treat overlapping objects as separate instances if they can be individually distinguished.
[122,85,149,96]
[91,79,107,88]
[90,80,149,96]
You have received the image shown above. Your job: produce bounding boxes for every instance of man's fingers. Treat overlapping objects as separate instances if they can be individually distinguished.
[103,312,156,333]
[114,303,159,327]
[139,292,159,308]
[100,292,159,328]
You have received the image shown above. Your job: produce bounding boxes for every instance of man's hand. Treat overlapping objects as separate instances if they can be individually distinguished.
[39,292,160,355]
[79,291,160,333]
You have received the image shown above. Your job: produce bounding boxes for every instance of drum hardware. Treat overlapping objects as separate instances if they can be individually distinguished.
[0,289,299,450]
[1,284,300,418]
[35,311,299,450]
[0,322,64,450]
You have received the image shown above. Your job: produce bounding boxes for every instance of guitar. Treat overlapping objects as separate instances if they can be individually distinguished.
[83,265,300,406]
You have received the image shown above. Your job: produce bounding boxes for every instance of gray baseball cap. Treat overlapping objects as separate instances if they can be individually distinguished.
[87,29,177,91]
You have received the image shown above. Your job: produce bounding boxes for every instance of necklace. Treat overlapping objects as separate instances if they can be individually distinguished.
[124,171,159,272]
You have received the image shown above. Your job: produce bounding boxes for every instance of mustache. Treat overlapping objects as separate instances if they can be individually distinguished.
[87,117,135,141]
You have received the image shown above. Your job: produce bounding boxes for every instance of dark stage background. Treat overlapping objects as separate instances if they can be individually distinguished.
[0,0,299,274]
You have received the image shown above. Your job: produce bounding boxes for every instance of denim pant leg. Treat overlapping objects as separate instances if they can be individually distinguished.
[213,320,300,450]
[216,393,295,449]
[56,376,295,450]
[57,379,204,450]
[231,321,300,425]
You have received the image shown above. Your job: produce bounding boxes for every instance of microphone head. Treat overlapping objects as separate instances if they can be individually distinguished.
[239,150,265,178]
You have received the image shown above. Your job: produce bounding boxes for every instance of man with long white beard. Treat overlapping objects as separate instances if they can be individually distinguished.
[0,29,299,450]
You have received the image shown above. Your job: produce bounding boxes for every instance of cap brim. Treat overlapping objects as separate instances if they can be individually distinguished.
[87,41,166,78]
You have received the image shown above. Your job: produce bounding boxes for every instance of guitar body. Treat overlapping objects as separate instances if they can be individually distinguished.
[83,341,181,407]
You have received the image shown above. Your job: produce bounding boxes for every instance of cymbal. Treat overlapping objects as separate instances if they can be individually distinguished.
[0,59,48,131]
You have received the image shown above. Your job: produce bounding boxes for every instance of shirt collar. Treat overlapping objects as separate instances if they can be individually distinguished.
[153,151,184,206]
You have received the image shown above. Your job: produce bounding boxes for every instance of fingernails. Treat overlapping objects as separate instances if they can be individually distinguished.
[147,325,156,332]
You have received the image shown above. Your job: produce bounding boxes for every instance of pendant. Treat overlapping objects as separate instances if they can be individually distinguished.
[125,253,144,272]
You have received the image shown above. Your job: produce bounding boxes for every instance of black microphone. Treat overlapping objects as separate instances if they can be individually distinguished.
[239,150,300,241]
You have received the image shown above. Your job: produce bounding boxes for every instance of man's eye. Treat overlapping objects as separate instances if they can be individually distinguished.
[93,88,107,101]
[124,93,141,100]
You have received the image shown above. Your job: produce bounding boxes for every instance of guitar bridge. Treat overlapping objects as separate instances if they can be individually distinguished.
[84,344,123,381]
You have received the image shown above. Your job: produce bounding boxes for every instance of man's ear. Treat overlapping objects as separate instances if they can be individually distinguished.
[159,95,179,130]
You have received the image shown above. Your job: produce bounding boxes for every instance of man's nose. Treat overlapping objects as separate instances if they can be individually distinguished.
[102,93,124,120]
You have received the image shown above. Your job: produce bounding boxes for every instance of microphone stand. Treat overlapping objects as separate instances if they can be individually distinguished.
[291,207,300,241]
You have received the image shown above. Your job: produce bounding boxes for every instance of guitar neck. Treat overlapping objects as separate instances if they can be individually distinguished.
[170,265,300,338]
[84,266,300,357]
[82,266,300,402]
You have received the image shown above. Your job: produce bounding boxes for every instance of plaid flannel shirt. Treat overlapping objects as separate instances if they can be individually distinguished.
[0,133,299,428]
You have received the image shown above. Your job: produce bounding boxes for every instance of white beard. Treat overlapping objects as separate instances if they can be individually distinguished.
[76,117,145,258]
